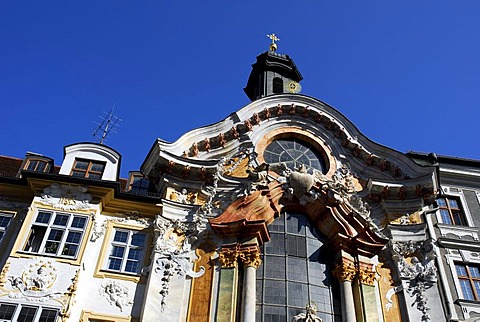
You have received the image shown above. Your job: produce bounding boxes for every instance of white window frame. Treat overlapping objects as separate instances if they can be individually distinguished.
[436,188,474,227]
[105,228,146,275]
[0,302,59,322]
[23,210,88,259]
[0,212,13,243]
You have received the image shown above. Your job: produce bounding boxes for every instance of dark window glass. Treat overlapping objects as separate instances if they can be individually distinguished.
[272,77,283,94]
[263,139,326,173]
[0,303,15,319]
[17,306,38,322]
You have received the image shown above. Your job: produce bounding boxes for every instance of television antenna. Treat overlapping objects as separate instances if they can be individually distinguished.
[92,104,122,144]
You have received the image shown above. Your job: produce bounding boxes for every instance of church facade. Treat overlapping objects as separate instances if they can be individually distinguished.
[0,41,480,322]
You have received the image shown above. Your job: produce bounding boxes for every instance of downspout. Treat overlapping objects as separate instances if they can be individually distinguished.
[425,152,458,321]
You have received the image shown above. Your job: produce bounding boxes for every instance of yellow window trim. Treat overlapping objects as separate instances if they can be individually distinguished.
[79,310,138,322]
[11,205,94,266]
[93,220,152,284]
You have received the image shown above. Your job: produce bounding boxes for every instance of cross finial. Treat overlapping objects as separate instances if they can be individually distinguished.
[267,33,280,52]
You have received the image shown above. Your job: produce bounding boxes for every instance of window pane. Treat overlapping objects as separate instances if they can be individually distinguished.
[71,217,87,229]
[114,231,128,243]
[0,303,16,319]
[264,280,286,305]
[71,171,86,177]
[90,163,105,172]
[287,257,307,282]
[264,233,285,255]
[74,161,89,170]
[39,308,58,322]
[110,246,125,258]
[88,173,102,180]
[65,232,81,244]
[108,258,122,271]
[36,212,52,224]
[452,211,464,225]
[448,199,459,209]
[44,241,60,254]
[440,209,452,224]
[437,198,446,207]
[17,306,38,322]
[456,264,468,276]
[265,256,285,279]
[264,305,286,322]
[125,260,139,273]
[61,244,78,257]
[131,233,146,246]
[0,215,12,228]
[287,281,309,307]
[36,161,47,172]
[48,229,64,241]
[470,266,480,278]
[53,214,69,226]
[127,248,142,261]
[460,279,475,300]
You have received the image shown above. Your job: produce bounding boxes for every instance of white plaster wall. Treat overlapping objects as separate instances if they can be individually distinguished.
[59,143,120,181]
[69,213,145,321]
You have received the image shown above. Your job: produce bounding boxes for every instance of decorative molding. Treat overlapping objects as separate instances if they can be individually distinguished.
[99,280,133,312]
[90,217,107,242]
[38,183,93,211]
[7,260,62,301]
[390,239,438,321]
[153,216,205,310]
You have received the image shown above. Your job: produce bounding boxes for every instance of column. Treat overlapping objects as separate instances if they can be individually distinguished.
[333,259,358,322]
[357,262,379,322]
[217,246,240,322]
[238,246,262,322]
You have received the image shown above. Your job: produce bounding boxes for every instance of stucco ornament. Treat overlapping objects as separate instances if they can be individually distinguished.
[389,240,438,321]
[153,216,205,310]
[90,217,107,242]
[292,301,324,322]
[38,183,93,210]
[100,280,132,312]
[7,260,62,301]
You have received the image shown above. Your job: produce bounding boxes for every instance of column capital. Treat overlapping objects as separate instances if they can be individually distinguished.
[238,245,262,269]
[358,267,376,286]
[332,259,357,282]
[218,247,240,268]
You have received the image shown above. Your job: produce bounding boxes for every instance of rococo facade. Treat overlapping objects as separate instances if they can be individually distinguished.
[1,40,480,322]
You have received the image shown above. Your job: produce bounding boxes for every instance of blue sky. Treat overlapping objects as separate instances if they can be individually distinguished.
[1,1,479,178]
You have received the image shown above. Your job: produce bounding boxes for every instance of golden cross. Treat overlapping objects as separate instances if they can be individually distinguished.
[266,33,280,51]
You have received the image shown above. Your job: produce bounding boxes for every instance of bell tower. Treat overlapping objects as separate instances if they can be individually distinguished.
[244,33,303,101]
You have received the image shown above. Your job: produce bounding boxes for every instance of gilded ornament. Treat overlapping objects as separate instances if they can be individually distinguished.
[332,261,357,282]
[0,261,10,286]
[358,268,376,285]
[238,248,262,269]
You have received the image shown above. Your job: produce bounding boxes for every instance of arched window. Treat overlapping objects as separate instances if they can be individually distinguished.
[272,77,284,94]
[255,212,341,321]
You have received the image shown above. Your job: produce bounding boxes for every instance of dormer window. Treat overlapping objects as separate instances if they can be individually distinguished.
[25,159,48,172]
[71,159,105,180]
[126,172,153,196]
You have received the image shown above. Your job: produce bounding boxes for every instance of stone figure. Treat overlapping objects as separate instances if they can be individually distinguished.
[292,302,323,322]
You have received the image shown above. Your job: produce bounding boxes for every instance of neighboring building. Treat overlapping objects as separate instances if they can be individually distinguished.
[0,40,479,322]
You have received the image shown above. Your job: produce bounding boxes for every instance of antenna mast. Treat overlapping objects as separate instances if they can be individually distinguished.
[92,104,122,144]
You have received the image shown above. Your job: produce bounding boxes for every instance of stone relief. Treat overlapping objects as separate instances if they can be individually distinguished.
[7,260,62,301]
[38,183,93,211]
[90,217,107,242]
[100,280,133,312]
[292,301,324,322]
[153,216,205,310]
[389,240,438,321]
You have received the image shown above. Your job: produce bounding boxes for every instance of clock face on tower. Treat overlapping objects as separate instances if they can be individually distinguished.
[263,138,326,174]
